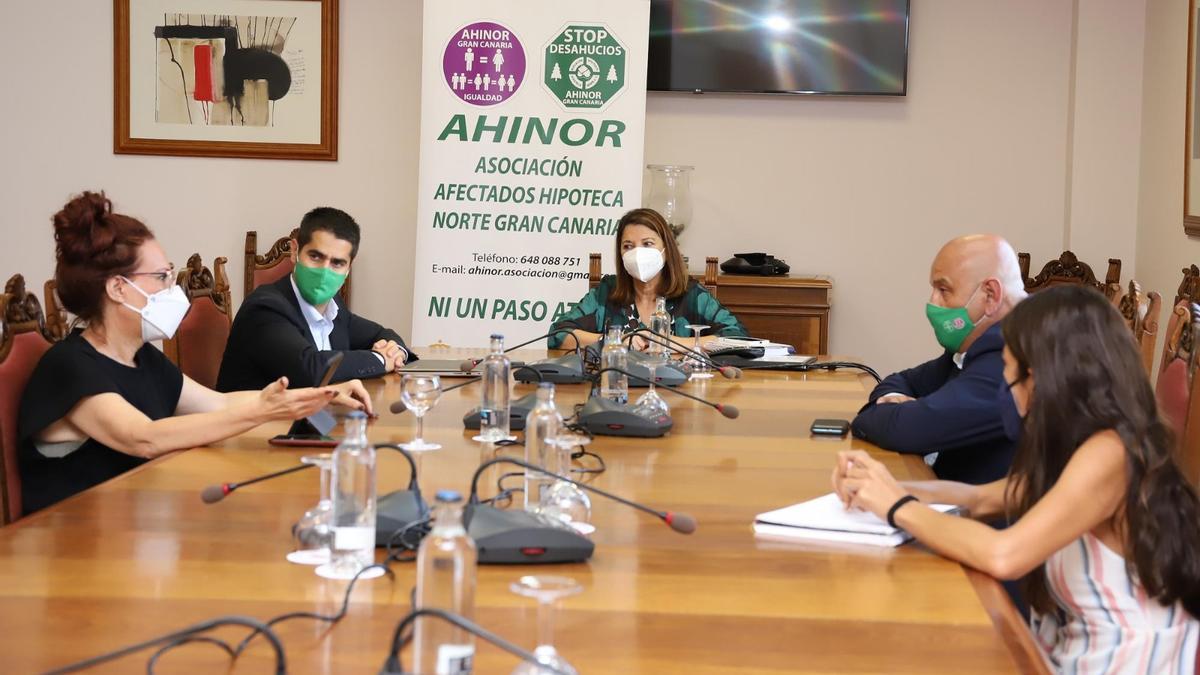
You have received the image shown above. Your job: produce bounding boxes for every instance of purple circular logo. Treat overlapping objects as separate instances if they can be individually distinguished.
[951,318,966,330]
[442,22,526,106]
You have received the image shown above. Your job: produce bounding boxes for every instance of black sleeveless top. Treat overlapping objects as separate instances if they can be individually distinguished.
[18,330,183,514]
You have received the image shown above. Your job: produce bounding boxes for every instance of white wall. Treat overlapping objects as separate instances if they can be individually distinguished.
[0,0,1181,376]
[0,0,424,345]
[647,0,1076,373]
[1068,0,1147,272]
[1137,0,1200,374]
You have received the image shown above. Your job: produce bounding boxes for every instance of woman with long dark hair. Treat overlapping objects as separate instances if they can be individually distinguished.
[833,285,1200,672]
[548,208,746,349]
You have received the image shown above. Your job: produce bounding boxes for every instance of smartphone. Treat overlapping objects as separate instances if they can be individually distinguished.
[810,418,851,437]
[268,434,338,448]
[317,352,344,387]
[267,354,345,447]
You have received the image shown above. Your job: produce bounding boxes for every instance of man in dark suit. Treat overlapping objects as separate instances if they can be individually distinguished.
[851,235,1026,485]
[216,207,417,392]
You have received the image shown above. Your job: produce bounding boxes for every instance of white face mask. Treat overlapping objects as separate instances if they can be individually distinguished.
[622,247,665,283]
[120,278,191,342]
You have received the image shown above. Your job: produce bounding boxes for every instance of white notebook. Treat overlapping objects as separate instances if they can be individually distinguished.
[753,493,959,548]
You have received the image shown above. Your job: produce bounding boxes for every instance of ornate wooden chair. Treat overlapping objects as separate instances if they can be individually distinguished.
[1017,250,1122,302]
[245,229,352,309]
[1177,264,1199,306]
[1115,280,1162,376]
[163,255,232,390]
[42,280,69,341]
[1156,300,1200,484]
[0,274,54,524]
[587,253,718,290]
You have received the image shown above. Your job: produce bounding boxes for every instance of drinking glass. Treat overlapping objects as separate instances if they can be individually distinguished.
[400,374,443,452]
[537,434,593,535]
[509,576,583,675]
[684,324,712,380]
[634,345,670,417]
[286,454,333,565]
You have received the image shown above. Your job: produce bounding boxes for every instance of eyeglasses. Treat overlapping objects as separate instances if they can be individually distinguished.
[126,264,176,285]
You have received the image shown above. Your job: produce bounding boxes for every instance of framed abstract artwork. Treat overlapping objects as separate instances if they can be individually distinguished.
[1187,0,1200,235]
[114,0,339,160]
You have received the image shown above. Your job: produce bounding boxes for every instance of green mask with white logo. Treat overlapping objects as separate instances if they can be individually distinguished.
[293,263,346,306]
[925,285,981,353]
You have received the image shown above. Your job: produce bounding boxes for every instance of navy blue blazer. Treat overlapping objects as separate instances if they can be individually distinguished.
[851,323,1017,484]
[216,276,417,392]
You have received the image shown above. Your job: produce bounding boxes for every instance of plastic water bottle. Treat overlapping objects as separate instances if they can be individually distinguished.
[477,333,511,442]
[600,325,629,404]
[413,490,477,675]
[328,411,376,577]
[523,383,563,510]
[649,296,672,356]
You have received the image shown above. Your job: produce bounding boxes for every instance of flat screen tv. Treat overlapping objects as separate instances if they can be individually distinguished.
[648,0,909,96]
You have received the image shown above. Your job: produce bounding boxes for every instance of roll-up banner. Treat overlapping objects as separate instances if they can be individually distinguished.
[412,0,649,346]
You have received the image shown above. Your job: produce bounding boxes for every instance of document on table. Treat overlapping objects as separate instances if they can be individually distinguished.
[753,493,960,548]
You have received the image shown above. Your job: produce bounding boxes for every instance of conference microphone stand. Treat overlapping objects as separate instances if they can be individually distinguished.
[458,328,583,371]
[623,327,742,379]
[590,367,740,419]
[467,457,696,534]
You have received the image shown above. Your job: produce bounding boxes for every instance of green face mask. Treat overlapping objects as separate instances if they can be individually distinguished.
[293,262,347,306]
[925,285,981,353]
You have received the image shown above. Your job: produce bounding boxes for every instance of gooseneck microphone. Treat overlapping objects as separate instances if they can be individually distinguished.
[374,444,422,493]
[468,457,697,534]
[593,367,740,419]
[200,463,315,504]
[381,608,570,675]
[388,376,481,414]
[44,615,286,675]
[201,445,427,549]
[625,327,742,380]
[457,328,583,372]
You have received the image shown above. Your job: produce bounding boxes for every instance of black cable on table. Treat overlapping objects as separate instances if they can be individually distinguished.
[232,562,396,656]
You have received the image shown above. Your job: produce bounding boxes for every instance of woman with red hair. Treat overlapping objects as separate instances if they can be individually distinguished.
[18,191,371,513]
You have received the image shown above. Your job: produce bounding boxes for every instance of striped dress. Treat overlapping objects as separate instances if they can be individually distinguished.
[1032,532,1199,674]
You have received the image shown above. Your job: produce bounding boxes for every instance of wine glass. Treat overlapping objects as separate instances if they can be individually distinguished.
[537,434,593,535]
[685,324,712,380]
[400,374,442,452]
[634,343,670,417]
[287,454,333,565]
[510,576,583,675]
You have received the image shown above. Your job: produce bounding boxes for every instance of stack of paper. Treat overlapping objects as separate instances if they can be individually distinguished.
[753,493,959,547]
[752,354,816,365]
[704,336,793,357]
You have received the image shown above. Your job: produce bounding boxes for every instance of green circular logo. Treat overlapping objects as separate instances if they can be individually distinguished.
[568,57,601,89]
[544,24,627,111]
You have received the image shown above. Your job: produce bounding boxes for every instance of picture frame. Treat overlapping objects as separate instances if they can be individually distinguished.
[114,0,338,161]
[1185,0,1200,235]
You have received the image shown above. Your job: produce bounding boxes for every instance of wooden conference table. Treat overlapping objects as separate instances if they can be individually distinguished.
[0,349,1045,673]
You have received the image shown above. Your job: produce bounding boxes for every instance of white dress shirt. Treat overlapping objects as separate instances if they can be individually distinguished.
[289,276,394,366]
[290,276,338,350]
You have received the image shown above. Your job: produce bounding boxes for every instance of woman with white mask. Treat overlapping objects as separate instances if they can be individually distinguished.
[18,192,371,514]
[549,208,746,350]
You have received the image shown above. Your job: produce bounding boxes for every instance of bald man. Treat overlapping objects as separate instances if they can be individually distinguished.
[851,235,1028,484]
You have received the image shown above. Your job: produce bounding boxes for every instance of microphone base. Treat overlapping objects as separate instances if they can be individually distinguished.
[578,397,673,437]
[462,391,537,431]
[513,353,588,384]
[625,352,688,387]
[582,345,689,387]
[467,504,595,564]
[374,489,428,547]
